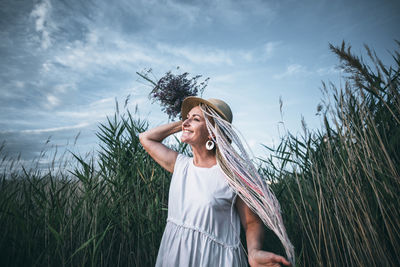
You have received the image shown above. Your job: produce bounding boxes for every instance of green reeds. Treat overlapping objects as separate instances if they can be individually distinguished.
[0,110,172,266]
[261,42,400,266]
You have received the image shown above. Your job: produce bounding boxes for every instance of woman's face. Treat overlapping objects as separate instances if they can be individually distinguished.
[181,106,209,146]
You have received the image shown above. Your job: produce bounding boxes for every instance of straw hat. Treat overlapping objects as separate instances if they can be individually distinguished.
[181,96,233,123]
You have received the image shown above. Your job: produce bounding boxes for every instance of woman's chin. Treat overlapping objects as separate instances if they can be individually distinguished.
[181,138,195,146]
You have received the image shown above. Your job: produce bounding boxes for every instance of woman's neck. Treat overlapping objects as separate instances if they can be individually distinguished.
[191,145,216,168]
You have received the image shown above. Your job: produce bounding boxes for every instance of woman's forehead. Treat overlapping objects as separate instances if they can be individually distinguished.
[188,106,204,116]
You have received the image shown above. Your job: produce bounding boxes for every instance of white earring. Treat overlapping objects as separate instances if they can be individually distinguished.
[206,140,215,150]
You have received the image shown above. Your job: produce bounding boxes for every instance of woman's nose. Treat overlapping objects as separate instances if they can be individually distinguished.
[182,118,190,127]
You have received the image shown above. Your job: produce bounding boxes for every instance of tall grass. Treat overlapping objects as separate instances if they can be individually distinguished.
[0,110,178,266]
[261,42,400,266]
[0,41,399,266]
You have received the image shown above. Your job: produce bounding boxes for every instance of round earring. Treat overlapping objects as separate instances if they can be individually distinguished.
[206,140,215,150]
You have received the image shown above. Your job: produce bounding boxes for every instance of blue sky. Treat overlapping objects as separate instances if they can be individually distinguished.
[1,0,399,168]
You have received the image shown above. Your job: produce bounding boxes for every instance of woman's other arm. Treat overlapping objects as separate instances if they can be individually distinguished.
[139,121,182,173]
[236,197,291,267]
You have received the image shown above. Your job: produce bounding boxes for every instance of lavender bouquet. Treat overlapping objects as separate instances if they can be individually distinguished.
[137,68,209,120]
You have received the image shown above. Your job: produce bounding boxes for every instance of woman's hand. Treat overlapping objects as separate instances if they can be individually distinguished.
[248,249,291,267]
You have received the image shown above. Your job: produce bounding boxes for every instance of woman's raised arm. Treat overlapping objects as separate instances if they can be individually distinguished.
[139,121,182,173]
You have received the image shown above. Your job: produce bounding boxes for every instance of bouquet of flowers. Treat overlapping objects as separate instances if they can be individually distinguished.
[137,68,209,120]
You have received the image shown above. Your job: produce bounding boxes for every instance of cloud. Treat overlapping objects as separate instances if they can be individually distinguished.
[55,97,115,120]
[0,0,281,165]
[155,41,281,67]
[48,30,165,74]
[30,0,54,49]
[203,0,277,25]
[44,25,277,80]
[54,83,76,93]
[316,66,341,76]
[110,0,277,30]
[46,94,60,108]
[263,41,280,59]
[273,64,341,80]
[20,122,90,134]
[156,43,234,65]
[53,95,147,122]
[273,64,309,79]
[0,132,47,160]
[15,81,25,88]
[228,41,281,63]
[0,122,90,135]
[0,122,89,161]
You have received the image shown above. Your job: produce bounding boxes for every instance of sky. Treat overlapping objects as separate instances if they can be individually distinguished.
[1,0,399,169]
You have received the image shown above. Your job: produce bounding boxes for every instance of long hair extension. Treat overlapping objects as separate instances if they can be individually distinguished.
[200,104,295,265]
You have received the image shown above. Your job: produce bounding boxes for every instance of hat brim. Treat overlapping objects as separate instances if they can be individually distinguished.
[181,96,229,122]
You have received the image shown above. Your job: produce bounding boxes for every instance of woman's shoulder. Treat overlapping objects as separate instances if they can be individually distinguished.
[176,153,191,162]
[173,153,192,171]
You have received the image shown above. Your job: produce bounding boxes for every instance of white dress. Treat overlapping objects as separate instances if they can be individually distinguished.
[155,154,248,266]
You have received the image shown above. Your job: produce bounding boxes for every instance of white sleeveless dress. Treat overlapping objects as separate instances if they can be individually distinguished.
[155,154,248,266]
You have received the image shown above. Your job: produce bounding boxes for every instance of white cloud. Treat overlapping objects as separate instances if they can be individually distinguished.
[90,97,114,106]
[54,83,76,93]
[120,0,202,28]
[263,41,280,59]
[164,0,200,25]
[16,122,90,134]
[316,66,340,76]
[86,30,99,45]
[121,0,276,29]
[156,43,234,65]
[238,51,254,62]
[51,32,164,73]
[205,0,277,25]
[45,94,60,108]
[55,98,114,120]
[228,41,281,63]
[273,64,309,79]
[30,0,53,49]
[41,61,52,73]
[54,96,147,121]
[273,64,341,80]
[15,81,25,88]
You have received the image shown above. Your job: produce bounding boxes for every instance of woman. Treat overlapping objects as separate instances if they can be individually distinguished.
[139,97,291,267]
